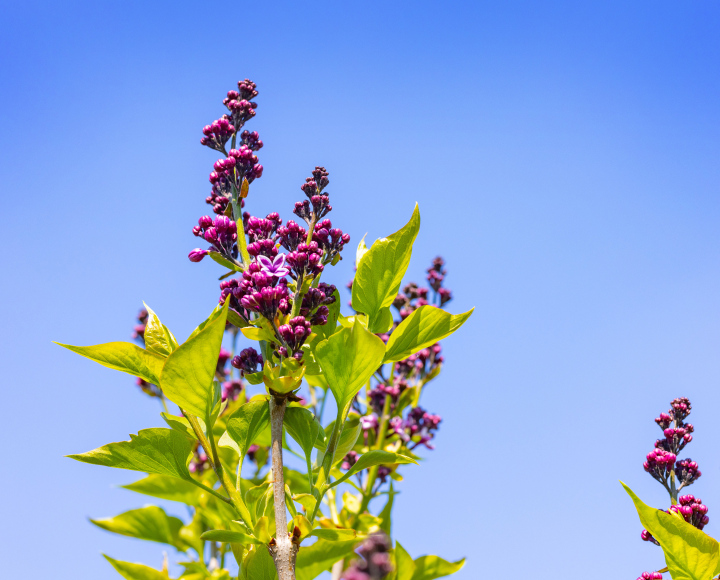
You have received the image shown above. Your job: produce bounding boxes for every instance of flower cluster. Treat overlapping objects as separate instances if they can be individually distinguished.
[189,215,238,263]
[643,397,700,494]
[389,407,442,450]
[638,397,708,578]
[342,532,393,580]
[231,347,264,376]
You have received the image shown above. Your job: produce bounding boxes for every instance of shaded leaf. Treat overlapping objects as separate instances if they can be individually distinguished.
[384,306,474,363]
[411,555,465,580]
[295,539,361,580]
[329,451,416,489]
[92,506,187,551]
[226,399,270,472]
[104,555,168,580]
[121,474,202,505]
[284,406,322,468]
[241,545,277,580]
[310,528,362,541]
[200,529,259,545]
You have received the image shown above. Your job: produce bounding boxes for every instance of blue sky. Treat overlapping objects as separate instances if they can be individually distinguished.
[1,1,719,578]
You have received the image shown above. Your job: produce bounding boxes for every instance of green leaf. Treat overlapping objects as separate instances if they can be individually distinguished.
[200,529,260,545]
[395,541,416,580]
[103,555,168,580]
[351,204,420,332]
[384,306,474,363]
[121,474,202,505]
[411,555,465,580]
[226,399,270,473]
[379,483,396,536]
[208,251,242,272]
[310,528,362,541]
[241,546,278,580]
[313,289,342,341]
[92,506,187,551]
[295,539,361,580]
[160,299,230,418]
[142,303,179,357]
[622,482,719,580]
[328,450,416,489]
[284,407,322,468]
[356,233,369,266]
[67,428,193,481]
[315,318,386,419]
[316,414,362,469]
[55,341,165,385]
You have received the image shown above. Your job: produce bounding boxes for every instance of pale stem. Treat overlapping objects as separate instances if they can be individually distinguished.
[269,397,298,580]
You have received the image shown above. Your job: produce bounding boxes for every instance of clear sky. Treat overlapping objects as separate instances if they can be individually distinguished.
[1,1,719,578]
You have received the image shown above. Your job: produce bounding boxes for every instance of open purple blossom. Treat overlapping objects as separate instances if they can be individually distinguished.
[257,254,290,278]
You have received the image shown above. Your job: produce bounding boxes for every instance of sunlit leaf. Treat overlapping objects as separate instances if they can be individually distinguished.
[55,341,165,385]
[315,319,385,419]
[142,303,179,357]
[384,306,474,363]
[160,300,230,418]
[92,506,188,551]
[351,204,420,332]
[622,482,719,580]
[328,450,416,489]
[67,428,194,481]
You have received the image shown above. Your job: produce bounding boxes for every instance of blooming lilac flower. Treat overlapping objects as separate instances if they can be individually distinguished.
[257,254,290,278]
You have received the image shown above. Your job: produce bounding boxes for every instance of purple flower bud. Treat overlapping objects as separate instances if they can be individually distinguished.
[188,248,208,262]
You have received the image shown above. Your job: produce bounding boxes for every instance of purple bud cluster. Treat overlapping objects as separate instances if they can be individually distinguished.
[221,379,244,402]
[190,215,238,262]
[313,219,351,265]
[642,495,710,547]
[277,316,312,357]
[223,79,259,130]
[216,348,232,379]
[200,116,235,152]
[341,450,359,471]
[675,458,702,487]
[639,397,708,556]
[286,241,324,281]
[219,260,290,322]
[389,258,453,323]
[671,494,709,529]
[299,284,337,326]
[197,80,263,221]
[132,309,148,340]
[636,573,662,580]
[342,532,393,580]
[295,166,332,225]
[277,220,308,252]
[644,397,701,493]
[231,347,264,376]
[189,444,210,474]
[389,407,442,450]
[426,257,453,306]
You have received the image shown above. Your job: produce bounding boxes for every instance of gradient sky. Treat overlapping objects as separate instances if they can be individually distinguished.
[2,1,720,578]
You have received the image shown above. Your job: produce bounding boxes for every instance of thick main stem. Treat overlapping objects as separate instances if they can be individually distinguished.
[269,397,297,580]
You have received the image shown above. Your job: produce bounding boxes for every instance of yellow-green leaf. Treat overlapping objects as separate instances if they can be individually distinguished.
[384,306,474,363]
[55,341,165,385]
